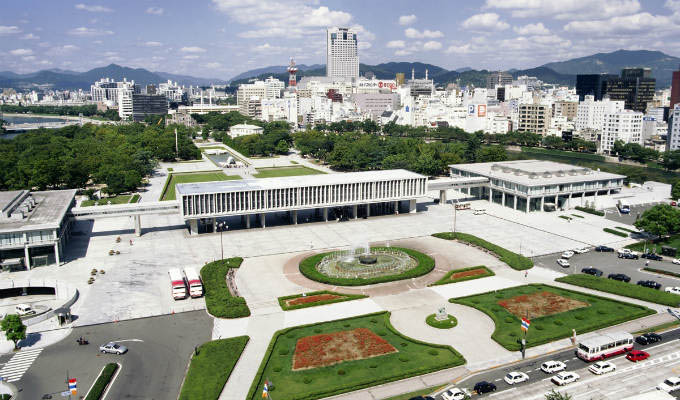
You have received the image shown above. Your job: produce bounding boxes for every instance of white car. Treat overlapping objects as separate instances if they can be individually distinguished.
[557,259,570,268]
[99,342,128,355]
[504,371,529,385]
[588,361,616,375]
[573,247,590,254]
[15,304,35,316]
[442,388,471,400]
[552,371,580,386]
[561,251,575,259]
[541,360,567,373]
[618,249,639,256]
[666,287,680,295]
[673,259,680,265]
[657,377,680,393]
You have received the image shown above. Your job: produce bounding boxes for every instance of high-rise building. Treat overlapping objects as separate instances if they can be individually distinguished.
[236,77,284,116]
[130,94,168,122]
[518,102,551,135]
[326,27,359,79]
[486,71,513,89]
[668,105,680,151]
[91,78,139,106]
[670,65,680,110]
[601,109,643,154]
[576,74,614,101]
[605,68,655,113]
[575,95,625,132]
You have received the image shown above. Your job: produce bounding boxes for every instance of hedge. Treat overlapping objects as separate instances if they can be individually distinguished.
[432,232,533,270]
[604,228,628,237]
[616,226,637,233]
[575,206,604,216]
[425,314,458,329]
[559,215,572,221]
[556,274,680,307]
[298,247,434,286]
[429,265,494,286]
[84,363,118,400]
[571,214,585,218]
[278,290,368,311]
[643,267,680,279]
[201,257,251,318]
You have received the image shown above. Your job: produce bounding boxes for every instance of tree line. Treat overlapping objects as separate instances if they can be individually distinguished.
[0,104,121,121]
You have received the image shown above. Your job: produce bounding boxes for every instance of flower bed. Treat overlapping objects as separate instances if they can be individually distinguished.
[278,291,368,311]
[498,291,589,318]
[430,266,494,286]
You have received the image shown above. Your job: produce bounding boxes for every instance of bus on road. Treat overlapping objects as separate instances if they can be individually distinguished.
[184,267,203,298]
[168,268,187,300]
[576,331,633,361]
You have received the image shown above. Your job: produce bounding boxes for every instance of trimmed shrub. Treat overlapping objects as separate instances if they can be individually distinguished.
[432,232,533,270]
[201,258,250,318]
[278,290,368,311]
[556,274,680,307]
[429,265,495,286]
[604,228,628,237]
[84,363,118,400]
[575,206,604,216]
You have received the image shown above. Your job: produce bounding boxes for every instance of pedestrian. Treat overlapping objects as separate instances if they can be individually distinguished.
[129,239,133,246]
[646,260,649,267]
[524,270,528,278]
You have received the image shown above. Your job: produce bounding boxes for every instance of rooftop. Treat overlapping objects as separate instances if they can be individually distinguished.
[451,160,625,186]
[0,189,76,233]
[176,169,425,196]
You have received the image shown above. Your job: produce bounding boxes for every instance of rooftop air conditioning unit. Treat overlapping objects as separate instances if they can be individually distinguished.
[529,173,538,179]
[556,170,565,177]
[543,172,552,178]
[491,165,501,171]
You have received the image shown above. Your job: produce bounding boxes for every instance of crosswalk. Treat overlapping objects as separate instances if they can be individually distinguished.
[0,347,43,382]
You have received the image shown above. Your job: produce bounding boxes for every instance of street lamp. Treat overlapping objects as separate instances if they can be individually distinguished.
[217,222,228,260]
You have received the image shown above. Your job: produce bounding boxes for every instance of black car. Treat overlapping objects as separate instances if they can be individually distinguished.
[637,280,661,289]
[595,245,614,252]
[635,332,663,345]
[642,253,663,261]
[581,267,603,277]
[608,273,631,282]
[618,253,639,259]
[474,381,497,394]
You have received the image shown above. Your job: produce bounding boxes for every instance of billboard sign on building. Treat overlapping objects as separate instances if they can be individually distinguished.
[478,104,487,117]
[468,105,475,115]
[357,80,397,91]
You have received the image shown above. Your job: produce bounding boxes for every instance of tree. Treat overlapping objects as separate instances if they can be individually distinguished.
[662,150,680,171]
[545,390,572,400]
[1,314,26,350]
[0,118,5,133]
[611,140,626,157]
[673,181,680,201]
[634,204,680,237]
[476,145,507,162]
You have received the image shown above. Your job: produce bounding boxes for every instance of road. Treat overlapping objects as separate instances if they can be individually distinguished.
[1,311,212,399]
[433,328,680,400]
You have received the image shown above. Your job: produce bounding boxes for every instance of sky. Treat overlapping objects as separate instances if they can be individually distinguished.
[1,0,679,80]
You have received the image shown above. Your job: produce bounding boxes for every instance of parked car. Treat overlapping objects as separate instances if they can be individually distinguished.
[441,388,470,400]
[595,245,615,252]
[619,252,639,260]
[573,247,590,254]
[626,350,649,362]
[99,342,128,355]
[642,253,663,261]
[552,371,580,386]
[635,332,662,345]
[581,267,603,277]
[15,304,36,316]
[637,280,662,290]
[504,371,529,385]
[657,377,680,393]
[557,258,570,268]
[673,259,680,265]
[672,201,678,207]
[561,251,575,259]
[541,360,567,373]
[665,286,680,295]
[588,361,616,375]
[473,381,496,394]
[618,249,639,258]
[608,273,631,282]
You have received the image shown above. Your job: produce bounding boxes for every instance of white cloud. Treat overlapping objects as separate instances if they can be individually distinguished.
[183,55,200,60]
[46,44,79,56]
[22,55,36,61]
[146,7,164,15]
[180,46,206,53]
[68,27,114,36]
[423,41,442,50]
[394,49,413,56]
[462,13,509,31]
[513,22,550,35]
[10,48,33,56]
[399,14,417,25]
[144,41,163,47]
[564,12,679,36]
[446,44,472,54]
[404,28,444,39]
[206,62,222,69]
[351,24,375,41]
[386,40,406,48]
[0,26,21,35]
[484,0,640,19]
[358,41,372,50]
[75,4,113,12]
[21,33,39,40]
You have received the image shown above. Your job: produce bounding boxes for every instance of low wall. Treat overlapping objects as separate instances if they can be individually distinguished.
[0,279,79,326]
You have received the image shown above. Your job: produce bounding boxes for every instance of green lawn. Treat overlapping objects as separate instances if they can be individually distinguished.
[430,265,494,286]
[603,228,628,237]
[160,171,240,201]
[84,363,118,400]
[556,274,680,307]
[81,195,132,207]
[626,234,680,253]
[253,166,325,178]
[299,247,435,286]
[246,312,465,400]
[433,232,533,270]
[278,290,368,311]
[425,314,457,329]
[200,258,250,318]
[178,336,249,400]
[450,284,654,351]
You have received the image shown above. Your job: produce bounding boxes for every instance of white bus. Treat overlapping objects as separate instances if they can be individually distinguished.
[168,268,187,300]
[576,331,633,361]
[184,267,203,298]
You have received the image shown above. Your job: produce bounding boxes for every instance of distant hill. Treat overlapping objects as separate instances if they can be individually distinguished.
[229,64,323,82]
[541,49,679,87]
[154,71,228,87]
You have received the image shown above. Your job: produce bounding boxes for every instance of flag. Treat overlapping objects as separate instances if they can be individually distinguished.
[521,317,530,332]
[262,381,269,398]
[68,378,77,395]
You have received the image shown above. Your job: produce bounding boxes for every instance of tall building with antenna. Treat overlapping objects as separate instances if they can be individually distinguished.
[326,27,359,79]
[287,57,298,88]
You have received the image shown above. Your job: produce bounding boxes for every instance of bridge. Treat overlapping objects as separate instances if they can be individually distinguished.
[4,121,80,132]
[69,201,179,236]
[427,177,489,203]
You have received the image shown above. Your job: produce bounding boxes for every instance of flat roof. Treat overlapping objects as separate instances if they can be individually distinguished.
[450,160,625,186]
[0,189,76,233]
[176,169,425,196]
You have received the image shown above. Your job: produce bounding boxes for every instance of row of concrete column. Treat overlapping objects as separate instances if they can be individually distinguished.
[22,242,61,270]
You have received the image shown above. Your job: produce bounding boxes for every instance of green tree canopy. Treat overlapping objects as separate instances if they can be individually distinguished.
[545,390,572,400]
[1,314,26,350]
[634,204,680,236]
[672,180,680,200]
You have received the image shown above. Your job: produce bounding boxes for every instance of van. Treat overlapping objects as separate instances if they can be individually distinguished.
[15,304,35,316]
[473,209,486,215]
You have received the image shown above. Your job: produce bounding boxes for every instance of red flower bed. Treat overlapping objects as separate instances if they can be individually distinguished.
[286,294,344,307]
[450,268,487,280]
[498,291,589,318]
[292,328,397,370]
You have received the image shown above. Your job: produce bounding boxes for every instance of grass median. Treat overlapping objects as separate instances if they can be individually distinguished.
[201,258,250,318]
[278,290,368,311]
[253,166,325,178]
[603,228,628,237]
[432,232,533,271]
[178,336,249,400]
[84,363,118,400]
[556,273,680,307]
[160,171,240,201]
[430,265,494,286]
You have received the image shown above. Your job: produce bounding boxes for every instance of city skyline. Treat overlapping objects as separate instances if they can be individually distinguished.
[0,0,679,79]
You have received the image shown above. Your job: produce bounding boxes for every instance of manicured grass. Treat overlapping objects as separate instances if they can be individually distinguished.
[433,232,533,271]
[571,214,585,218]
[178,336,249,400]
[130,194,140,203]
[616,226,637,233]
[84,363,118,400]
[643,267,680,279]
[520,147,605,162]
[160,171,240,201]
[278,290,368,311]
[575,206,604,216]
[604,228,628,237]
[556,274,680,307]
[253,166,325,178]
[200,258,250,318]
[246,312,465,400]
[81,195,132,207]
[299,247,435,286]
[626,234,680,253]
[425,314,458,329]
[430,265,494,286]
[450,284,655,351]
[559,215,572,221]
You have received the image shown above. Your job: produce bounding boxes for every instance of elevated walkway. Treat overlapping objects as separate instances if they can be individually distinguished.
[427,177,489,203]
[69,201,179,236]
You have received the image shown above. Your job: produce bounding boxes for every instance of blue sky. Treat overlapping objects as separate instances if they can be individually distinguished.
[1,0,679,79]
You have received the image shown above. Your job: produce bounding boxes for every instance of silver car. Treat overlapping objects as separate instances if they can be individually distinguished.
[99,342,127,354]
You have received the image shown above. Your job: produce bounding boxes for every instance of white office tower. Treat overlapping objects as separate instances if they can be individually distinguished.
[236,77,285,116]
[326,27,359,79]
[668,105,680,151]
[575,95,625,132]
[601,110,643,154]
